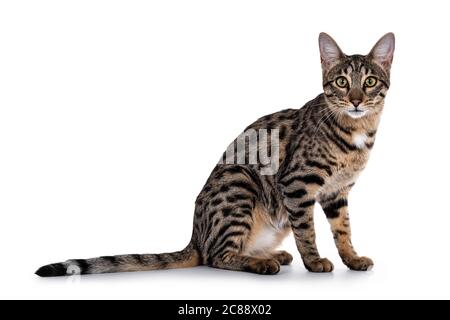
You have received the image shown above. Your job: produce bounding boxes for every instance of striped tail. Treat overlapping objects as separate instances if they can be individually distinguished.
[35,242,200,277]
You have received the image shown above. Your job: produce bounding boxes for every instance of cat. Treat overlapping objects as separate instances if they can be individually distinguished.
[36,32,394,276]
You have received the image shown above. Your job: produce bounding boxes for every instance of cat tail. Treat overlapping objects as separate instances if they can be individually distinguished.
[35,241,200,277]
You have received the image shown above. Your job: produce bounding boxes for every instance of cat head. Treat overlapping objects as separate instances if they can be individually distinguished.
[319,33,395,119]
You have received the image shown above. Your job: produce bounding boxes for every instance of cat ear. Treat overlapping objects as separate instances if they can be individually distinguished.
[318,33,345,69]
[368,33,395,70]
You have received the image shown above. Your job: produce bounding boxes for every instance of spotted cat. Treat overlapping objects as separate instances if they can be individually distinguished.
[36,33,394,276]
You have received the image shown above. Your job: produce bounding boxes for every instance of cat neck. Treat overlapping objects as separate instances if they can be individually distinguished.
[332,104,382,136]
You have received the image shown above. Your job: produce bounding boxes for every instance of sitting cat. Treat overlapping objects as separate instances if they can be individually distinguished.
[36,32,394,276]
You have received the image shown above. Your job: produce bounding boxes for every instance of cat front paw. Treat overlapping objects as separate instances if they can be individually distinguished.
[304,258,334,273]
[344,256,374,271]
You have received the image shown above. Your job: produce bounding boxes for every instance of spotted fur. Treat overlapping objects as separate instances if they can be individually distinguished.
[36,33,394,277]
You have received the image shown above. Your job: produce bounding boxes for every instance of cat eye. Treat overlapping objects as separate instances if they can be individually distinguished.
[365,76,378,87]
[335,77,348,88]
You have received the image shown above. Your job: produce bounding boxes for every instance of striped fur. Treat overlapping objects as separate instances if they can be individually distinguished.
[36,33,394,277]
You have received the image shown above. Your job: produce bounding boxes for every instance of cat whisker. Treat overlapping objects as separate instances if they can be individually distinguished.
[313,106,338,138]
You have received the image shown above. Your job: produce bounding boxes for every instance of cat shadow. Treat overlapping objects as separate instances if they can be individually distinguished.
[34,264,374,285]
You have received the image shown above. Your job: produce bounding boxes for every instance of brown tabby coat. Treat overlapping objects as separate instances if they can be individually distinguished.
[36,33,395,277]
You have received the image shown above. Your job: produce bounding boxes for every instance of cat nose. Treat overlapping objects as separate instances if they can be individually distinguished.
[351,100,361,107]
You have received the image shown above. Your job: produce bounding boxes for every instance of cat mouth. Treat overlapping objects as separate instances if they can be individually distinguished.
[346,109,367,118]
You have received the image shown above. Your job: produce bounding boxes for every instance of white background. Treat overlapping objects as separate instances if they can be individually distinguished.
[0,0,448,299]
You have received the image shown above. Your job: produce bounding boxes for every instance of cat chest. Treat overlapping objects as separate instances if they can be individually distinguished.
[352,133,368,149]
[320,154,368,195]
[323,168,360,192]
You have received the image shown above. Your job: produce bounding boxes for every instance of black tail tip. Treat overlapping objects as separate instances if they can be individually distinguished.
[35,263,67,277]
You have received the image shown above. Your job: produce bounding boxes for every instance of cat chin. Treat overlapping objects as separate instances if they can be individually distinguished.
[346,110,368,119]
